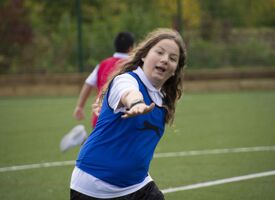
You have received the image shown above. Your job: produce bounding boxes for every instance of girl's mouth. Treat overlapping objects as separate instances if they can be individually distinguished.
[155,66,166,72]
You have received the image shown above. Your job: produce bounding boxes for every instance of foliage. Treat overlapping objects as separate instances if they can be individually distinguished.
[199,0,275,27]
[0,0,274,73]
[0,0,33,73]
[188,31,275,68]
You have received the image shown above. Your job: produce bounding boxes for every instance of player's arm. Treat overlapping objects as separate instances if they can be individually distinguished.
[120,90,155,118]
[74,65,99,120]
[74,83,96,120]
[108,73,155,119]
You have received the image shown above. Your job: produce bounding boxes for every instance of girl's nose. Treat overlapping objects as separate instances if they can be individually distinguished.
[160,54,169,63]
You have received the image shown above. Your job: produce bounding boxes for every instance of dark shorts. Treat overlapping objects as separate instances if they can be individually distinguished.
[70,181,165,200]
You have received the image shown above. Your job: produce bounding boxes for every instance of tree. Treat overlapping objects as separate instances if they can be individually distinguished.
[0,0,33,73]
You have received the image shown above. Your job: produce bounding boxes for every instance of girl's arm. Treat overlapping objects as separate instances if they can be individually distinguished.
[120,90,155,118]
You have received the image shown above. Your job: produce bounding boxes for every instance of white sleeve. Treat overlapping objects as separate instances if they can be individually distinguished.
[85,65,99,86]
[108,73,139,113]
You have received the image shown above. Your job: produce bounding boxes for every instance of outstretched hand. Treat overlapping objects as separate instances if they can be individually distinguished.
[121,102,155,118]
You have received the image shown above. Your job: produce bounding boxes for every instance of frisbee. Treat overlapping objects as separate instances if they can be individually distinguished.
[60,124,87,152]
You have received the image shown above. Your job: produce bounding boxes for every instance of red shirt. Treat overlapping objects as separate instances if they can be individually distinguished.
[92,56,124,128]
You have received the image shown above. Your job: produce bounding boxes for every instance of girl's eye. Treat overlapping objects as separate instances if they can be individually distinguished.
[156,50,163,55]
[170,57,177,62]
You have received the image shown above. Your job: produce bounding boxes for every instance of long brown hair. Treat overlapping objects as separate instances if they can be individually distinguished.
[102,28,187,124]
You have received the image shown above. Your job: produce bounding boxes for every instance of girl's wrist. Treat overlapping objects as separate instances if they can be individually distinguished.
[128,99,144,109]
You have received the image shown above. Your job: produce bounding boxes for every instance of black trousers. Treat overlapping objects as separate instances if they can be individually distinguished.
[70,181,165,200]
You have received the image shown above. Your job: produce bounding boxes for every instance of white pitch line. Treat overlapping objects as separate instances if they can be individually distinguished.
[0,160,75,173]
[153,146,275,158]
[1,146,275,173]
[161,170,275,194]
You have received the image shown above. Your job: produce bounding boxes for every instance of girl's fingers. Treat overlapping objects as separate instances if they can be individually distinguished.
[121,102,155,118]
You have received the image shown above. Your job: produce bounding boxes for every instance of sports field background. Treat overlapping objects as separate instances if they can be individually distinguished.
[0,91,275,200]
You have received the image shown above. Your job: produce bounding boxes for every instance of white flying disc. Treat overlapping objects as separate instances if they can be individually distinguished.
[60,124,87,152]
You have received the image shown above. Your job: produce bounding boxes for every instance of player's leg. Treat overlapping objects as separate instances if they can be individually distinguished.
[71,189,98,200]
[123,181,165,200]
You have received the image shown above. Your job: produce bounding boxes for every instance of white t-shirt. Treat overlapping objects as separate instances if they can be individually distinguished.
[70,67,164,198]
[85,53,129,86]
[71,167,153,198]
[108,67,163,112]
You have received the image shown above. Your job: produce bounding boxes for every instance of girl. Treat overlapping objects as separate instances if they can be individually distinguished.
[70,28,187,200]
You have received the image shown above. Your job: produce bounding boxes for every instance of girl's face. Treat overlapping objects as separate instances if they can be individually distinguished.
[142,39,179,89]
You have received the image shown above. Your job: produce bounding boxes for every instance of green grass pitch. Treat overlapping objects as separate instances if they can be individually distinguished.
[0,91,275,200]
